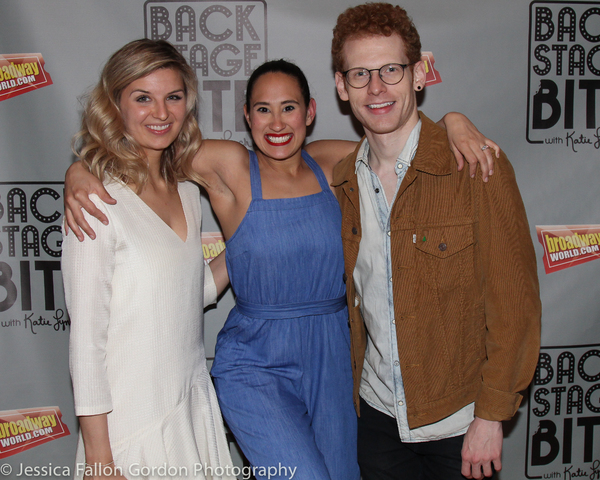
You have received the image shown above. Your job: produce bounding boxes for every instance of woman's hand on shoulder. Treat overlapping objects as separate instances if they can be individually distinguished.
[64,162,115,241]
[438,112,500,182]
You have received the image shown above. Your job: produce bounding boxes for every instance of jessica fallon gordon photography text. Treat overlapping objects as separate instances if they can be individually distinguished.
[60,462,299,479]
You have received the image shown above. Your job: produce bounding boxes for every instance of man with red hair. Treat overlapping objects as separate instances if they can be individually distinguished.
[331,3,541,479]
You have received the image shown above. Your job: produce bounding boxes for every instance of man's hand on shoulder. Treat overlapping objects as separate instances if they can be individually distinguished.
[461,417,503,479]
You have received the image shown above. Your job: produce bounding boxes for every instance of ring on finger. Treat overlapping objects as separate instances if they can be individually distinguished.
[480,145,490,151]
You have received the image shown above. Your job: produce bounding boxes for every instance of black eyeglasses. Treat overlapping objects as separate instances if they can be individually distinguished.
[342,63,414,89]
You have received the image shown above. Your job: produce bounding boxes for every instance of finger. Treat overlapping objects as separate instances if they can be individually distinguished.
[470,463,485,480]
[69,200,97,240]
[477,467,486,480]
[469,150,480,179]
[461,458,473,478]
[485,138,501,159]
[76,213,96,240]
[458,147,481,179]
[64,208,85,242]
[482,139,497,175]
[482,461,494,478]
[492,457,502,473]
[459,144,485,180]
[74,192,109,226]
[97,186,117,205]
[469,146,492,182]
[63,216,70,236]
[452,145,466,172]
[479,147,493,181]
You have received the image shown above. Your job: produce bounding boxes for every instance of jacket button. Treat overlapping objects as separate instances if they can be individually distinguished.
[352,227,358,235]
[350,187,354,192]
[438,243,447,252]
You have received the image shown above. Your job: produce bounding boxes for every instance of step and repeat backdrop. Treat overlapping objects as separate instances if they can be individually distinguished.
[0,1,599,478]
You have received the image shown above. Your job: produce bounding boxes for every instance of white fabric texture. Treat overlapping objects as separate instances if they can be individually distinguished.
[62,180,234,480]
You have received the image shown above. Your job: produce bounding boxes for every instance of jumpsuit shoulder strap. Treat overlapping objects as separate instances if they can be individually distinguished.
[248,149,263,200]
[301,149,331,193]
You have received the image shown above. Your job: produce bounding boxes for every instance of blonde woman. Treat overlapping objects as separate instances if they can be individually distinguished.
[62,39,234,480]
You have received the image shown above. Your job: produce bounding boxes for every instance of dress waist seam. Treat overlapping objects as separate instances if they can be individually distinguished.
[235,295,346,319]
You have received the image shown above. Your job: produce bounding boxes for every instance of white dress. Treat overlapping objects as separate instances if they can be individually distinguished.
[62,181,235,480]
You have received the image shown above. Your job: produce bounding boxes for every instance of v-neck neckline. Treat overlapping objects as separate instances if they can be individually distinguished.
[122,182,189,243]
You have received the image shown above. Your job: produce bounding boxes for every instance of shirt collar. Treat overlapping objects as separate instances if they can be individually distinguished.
[355,119,422,175]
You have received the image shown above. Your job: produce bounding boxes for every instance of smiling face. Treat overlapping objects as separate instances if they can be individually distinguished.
[244,72,316,163]
[335,34,425,141]
[119,67,187,163]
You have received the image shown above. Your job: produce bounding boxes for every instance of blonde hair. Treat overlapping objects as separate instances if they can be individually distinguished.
[72,39,207,190]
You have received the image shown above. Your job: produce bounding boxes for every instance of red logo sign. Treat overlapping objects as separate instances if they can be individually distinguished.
[0,406,70,459]
[422,52,442,86]
[0,53,53,102]
[202,232,225,264]
[536,225,600,274]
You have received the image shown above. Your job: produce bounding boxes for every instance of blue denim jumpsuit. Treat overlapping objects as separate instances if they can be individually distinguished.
[211,150,360,480]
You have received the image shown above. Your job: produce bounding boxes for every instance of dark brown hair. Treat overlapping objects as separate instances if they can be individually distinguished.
[245,59,311,108]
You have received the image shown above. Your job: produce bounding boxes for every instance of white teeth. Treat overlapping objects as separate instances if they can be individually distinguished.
[147,124,171,131]
[368,102,394,109]
[266,134,292,144]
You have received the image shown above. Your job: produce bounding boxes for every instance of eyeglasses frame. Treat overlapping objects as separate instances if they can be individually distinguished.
[341,62,416,89]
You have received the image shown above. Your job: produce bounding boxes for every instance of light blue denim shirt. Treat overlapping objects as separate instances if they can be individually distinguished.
[354,120,474,442]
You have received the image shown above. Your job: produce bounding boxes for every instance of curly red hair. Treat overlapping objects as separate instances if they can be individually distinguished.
[331,3,421,72]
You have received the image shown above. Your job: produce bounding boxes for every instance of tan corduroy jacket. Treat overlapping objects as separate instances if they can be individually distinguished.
[332,112,541,429]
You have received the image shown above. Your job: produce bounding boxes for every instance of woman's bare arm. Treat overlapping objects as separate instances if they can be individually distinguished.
[438,112,500,182]
[64,139,249,241]
[78,414,126,479]
[208,250,229,298]
[306,140,358,184]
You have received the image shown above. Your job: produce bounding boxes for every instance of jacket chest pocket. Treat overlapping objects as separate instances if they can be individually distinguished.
[414,223,476,293]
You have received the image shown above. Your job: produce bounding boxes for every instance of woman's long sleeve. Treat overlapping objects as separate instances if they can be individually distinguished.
[62,196,116,416]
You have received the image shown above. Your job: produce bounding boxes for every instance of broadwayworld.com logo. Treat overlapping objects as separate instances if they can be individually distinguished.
[0,416,56,447]
[0,54,53,102]
[0,407,70,460]
[536,225,600,274]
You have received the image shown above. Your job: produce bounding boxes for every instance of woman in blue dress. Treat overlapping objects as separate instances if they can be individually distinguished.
[209,61,358,480]
[64,59,498,480]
